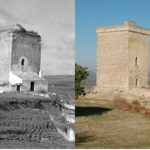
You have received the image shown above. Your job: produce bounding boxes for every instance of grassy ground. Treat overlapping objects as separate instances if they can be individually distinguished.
[76,98,150,149]
[0,75,75,148]
[0,93,74,148]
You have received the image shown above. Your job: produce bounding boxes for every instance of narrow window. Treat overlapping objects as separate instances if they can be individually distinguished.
[135,57,138,66]
[16,85,21,91]
[21,59,25,66]
[30,82,34,91]
[135,78,138,87]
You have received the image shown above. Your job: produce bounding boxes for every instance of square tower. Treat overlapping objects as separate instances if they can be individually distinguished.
[0,24,48,92]
[96,21,150,91]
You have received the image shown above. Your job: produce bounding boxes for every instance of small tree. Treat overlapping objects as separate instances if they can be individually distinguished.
[75,64,89,99]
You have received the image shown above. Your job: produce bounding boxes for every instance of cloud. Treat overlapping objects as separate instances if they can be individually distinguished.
[0,8,30,28]
[0,0,75,75]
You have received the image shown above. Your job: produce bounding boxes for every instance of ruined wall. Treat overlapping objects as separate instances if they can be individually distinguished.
[11,32,41,74]
[96,31,129,90]
[21,80,48,92]
[128,32,149,89]
[0,32,12,84]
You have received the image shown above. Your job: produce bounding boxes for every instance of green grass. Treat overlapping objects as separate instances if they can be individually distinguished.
[76,99,150,148]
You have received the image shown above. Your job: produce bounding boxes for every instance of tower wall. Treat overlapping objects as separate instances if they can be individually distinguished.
[128,31,149,89]
[96,31,129,91]
[11,32,41,74]
[96,21,150,92]
[0,32,12,84]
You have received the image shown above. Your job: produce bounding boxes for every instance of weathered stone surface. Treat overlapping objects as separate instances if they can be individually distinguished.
[96,21,150,92]
[0,24,48,92]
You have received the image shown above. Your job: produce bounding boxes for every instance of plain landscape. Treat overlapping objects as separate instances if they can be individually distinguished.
[75,71,150,148]
[76,97,150,148]
[0,75,74,149]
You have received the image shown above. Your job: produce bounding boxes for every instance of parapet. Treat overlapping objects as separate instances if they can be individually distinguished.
[96,21,150,35]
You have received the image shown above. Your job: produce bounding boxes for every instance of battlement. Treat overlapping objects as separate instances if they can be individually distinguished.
[124,21,136,26]
[96,21,150,35]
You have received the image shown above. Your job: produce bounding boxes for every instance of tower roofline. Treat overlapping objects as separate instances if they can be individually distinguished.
[0,24,40,37]
[96,21,150,35]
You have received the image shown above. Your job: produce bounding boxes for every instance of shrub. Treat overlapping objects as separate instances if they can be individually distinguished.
[75,64,89,99]
[112,96,131,111]
[112,96,150,117]
[37,88,47,94]
[130,100,143,113]
[143,108,150,117]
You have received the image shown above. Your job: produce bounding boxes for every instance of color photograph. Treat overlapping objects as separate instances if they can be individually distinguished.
[75,0,150,148]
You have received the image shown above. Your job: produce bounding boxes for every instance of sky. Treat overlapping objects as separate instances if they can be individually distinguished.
[0,0,75,75]
[76,0,150,71]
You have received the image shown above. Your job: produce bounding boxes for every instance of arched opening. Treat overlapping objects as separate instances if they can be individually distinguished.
[21,59,25,66]
[135,57,138,66]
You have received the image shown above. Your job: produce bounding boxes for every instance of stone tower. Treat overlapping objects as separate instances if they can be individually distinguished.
[96,21,150,91]
[0,24,48,92]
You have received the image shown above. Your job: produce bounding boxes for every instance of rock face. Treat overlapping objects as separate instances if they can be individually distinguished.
[96,21,150,92]
[0,24,48,92]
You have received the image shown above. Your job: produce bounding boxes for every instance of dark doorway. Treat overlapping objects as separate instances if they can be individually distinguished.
[16,85,21,91]
[30,82,34,91]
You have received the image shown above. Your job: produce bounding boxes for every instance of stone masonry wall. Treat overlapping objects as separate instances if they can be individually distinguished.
[96,21,150,92]
[22,80,48,92]
[96,31,129,91]
[128,31,149,89]
[11,32,41,74]
[0,32,12,84]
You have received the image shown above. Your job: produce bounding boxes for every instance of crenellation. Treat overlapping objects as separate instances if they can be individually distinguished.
[96,21,150,35]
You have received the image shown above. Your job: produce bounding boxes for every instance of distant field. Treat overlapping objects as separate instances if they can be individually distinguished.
[45,75,74,104]
[85,70,96,88]
[76,98,150,148]
[85,79,96,88]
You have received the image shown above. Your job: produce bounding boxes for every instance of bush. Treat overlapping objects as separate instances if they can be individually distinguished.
[130,100,143,113]
[143,108,150,117]
[112,96,150,117]
[75,64,89,99]
[37,88,47,94]
[112,96,131,111]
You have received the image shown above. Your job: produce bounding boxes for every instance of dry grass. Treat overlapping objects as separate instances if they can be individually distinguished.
[76,99,150,148]
[112,96,150,117]
[112,96,131,111]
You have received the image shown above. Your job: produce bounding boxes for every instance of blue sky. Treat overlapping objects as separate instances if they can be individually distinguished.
[75,0,150,71]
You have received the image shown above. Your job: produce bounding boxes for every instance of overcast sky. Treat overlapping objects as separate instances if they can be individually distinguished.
[0,0,75,75]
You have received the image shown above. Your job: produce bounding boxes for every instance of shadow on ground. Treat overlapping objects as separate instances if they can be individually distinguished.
[76,132,95,144]
[76,106,112,117]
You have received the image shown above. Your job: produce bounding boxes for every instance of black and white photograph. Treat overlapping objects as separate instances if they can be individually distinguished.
[0,0,75,148]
